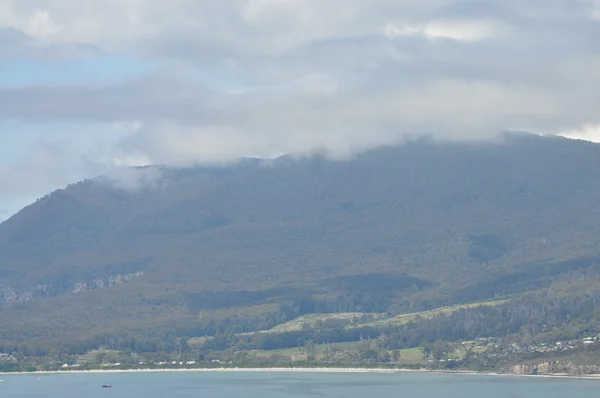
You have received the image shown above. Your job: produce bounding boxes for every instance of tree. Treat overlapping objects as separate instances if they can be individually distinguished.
[357,340,380,362]
[323,346,334,362]
[95,352,106,365]
[431,340,452,361]
[300,339,317,361]
[421,344,432,359]
[177,337,189,361]
[378,350,391,362]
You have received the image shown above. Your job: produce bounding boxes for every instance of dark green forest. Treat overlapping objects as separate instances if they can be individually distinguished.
[2,133,600,357]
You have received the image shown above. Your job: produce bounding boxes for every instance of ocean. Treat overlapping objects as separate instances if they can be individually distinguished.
[0,370,598,397]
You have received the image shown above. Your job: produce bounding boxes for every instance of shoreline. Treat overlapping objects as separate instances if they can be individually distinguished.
[2,367,600,380]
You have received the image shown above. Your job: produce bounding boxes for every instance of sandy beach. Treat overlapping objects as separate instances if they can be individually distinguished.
[2,367,600,380]
[1,367,405,376]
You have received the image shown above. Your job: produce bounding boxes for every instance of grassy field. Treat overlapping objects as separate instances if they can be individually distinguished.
[188,336,209,346]
[241,299,508,337]
[363,300,508,328]
[250,341,364,357]
[78,349,127,364]
[238,313,385,336]
[392,347,424,365]
[250,342,426,365]
[266,313,379,333]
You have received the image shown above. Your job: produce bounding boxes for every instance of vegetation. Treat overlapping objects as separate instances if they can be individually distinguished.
[4,274,600,374]
[2,133,600,368]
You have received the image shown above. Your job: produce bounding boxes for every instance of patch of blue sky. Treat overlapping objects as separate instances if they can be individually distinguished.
[0,54,159,87]
[0,53,257,94]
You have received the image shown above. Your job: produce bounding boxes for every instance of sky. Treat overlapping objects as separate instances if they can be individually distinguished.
[1,0,600,220]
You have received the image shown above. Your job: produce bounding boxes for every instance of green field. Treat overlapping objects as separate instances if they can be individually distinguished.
[250,341,363,357]
[78,349,126,364]
[364,300,508,328]
[240,299,508,337]
[240,313,384,336]
[250,342,426,365]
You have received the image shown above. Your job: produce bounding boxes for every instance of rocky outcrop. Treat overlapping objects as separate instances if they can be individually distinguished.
[1,284,17,301]
[72,272,143,293]
[1,283,51,301]
[505,361,600,375]
[1,272,144,301]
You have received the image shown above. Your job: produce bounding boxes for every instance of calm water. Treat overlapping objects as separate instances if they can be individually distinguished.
[0,371,598,397]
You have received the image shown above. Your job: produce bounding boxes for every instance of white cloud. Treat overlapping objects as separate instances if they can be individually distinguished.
[111,152,152,168]
[115,124,281,166]
[591,0,600,20]
[385,19,505,42]
[423,20,504,41]
[97,166,163,192]
[101,77,563,167]
[558,125,600,143]
[26,9,61,38]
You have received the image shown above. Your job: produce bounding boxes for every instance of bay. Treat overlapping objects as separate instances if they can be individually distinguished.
[0,371,598,397]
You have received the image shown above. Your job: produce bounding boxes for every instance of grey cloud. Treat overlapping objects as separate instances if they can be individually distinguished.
[135,1,597,63]
[0,27,31,51]
[0,0,600,175]
[435,0,593,20]
[0,69,215,122]
[0,27,102,61]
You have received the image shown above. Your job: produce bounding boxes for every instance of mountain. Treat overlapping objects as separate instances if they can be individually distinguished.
[2,133,600,350]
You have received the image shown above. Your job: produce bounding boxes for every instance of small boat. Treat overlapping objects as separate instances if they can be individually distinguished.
[102,384,112,388]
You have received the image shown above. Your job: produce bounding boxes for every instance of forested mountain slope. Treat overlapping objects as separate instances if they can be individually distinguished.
[2,133,600,349]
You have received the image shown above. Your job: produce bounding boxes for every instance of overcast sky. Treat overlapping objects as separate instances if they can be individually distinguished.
[1,0,600,219]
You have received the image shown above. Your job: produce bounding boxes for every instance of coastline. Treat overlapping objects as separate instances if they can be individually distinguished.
[2,367,600,380]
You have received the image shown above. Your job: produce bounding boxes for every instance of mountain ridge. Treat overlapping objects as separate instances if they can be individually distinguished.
[2,133,600,349]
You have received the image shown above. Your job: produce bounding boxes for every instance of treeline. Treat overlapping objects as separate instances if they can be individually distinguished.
[0,362,36,372]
